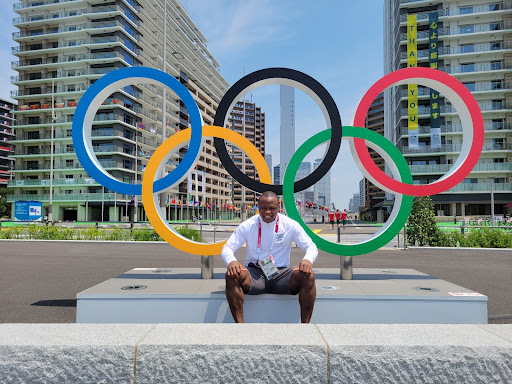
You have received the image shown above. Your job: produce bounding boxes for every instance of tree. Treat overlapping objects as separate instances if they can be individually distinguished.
[407,196,441,246]
[0,187,12,219]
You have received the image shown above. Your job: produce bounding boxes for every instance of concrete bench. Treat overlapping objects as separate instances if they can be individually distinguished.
[1,324,511,383]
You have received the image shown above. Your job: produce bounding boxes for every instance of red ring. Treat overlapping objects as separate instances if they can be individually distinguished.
[353,67,484,196]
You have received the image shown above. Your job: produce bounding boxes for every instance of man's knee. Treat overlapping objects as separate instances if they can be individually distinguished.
[225,271,250,292]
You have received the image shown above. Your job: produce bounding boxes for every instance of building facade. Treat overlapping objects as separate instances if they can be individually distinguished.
[273,164,280,186]
[227,101,265,207]
[384,0,512,218]
[280,85,295,184]
[0,99,16,187]
[265,154,272,182]
[313,158,331,207]
[362,92,387,221]
[9,0,231,221]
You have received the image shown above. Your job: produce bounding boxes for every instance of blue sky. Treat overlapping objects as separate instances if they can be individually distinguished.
[1,0,385,209]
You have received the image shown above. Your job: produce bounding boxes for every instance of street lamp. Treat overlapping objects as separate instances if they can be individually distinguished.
[490,177,495,226]
[48,78,56,223]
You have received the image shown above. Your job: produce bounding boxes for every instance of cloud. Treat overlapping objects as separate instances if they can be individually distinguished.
[180,0,298,57]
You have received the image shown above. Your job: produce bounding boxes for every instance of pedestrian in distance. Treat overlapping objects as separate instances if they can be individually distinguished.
[335,209,341,228]
[328,210,335,230]
[222,191,318,323]
[342,209,348,230]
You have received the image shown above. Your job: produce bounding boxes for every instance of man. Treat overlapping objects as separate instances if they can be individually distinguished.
[335,209,341,228]
[342,209,348,230]
[328,210,335,230]
[222,191,318,323]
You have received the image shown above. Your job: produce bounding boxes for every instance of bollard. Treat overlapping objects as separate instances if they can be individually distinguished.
[461,222,465,235]
[201,255,213,279]
[213,227,216,243]
[337,226,341,243]
[340,256,353,280]
[403,224,407,250]
[322,215,325,224]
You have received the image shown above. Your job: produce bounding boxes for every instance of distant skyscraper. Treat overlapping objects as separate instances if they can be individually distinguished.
[0,99,15,187]
[273,164,281,186]
[296,162,311,183]
[280,85,295,183]
[265,154,272,182]
[313,158,331,206]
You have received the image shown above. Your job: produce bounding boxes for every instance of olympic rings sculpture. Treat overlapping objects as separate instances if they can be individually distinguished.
[72,66,484,256]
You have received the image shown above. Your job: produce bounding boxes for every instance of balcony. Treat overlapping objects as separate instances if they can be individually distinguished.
[12,36,132,56]
[8,177,100,187]
[400,81,512,98]
[399,22,512,42]
[398,122,512,136]
[6,193,117,203]
[400,101,512,117]
[13,6,120,26]
[400,142,512,154]
[13,0,81,10]
[399,42,512,61]
[446,182,512,193]
[410,162,512,174]
[12,20,131,40]
[11,67,117,84]
[11,84,87,98]
[12,51,128,69]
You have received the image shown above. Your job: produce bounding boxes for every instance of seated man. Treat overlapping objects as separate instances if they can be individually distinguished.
[221,191,318,323]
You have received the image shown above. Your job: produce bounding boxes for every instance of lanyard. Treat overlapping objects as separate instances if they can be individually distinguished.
[257,214,279,255]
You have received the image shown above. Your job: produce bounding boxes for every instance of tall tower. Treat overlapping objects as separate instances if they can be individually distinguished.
[313,158,331,206]
[280,85,295,183]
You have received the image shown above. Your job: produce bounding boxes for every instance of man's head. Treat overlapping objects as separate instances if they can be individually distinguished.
[258,191,279,223]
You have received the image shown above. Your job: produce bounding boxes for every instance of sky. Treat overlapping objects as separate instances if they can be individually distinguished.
[0,0,385,209]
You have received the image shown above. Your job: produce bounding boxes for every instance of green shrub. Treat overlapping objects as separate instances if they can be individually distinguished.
[407,196,442,246]
[175,225,202,242]
[106,227,130,241]
[130,228,162,241]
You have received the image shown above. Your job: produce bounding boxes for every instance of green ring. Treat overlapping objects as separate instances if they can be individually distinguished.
[282,126,413,256]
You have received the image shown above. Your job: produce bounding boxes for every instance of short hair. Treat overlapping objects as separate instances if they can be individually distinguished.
[259,191,278,202]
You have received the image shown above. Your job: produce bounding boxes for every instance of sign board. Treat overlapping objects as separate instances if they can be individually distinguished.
[14,201,43,221]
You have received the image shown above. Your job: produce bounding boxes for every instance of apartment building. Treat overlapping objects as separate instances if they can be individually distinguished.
[0,99,16,187]
[362,93,387,221]
[9,0,230,221]
[228,100,265,207]
[384,0,512,218]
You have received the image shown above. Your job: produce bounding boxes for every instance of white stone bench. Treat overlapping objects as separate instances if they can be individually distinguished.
[1,324,511,383]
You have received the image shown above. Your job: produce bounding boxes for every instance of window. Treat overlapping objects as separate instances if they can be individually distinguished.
[66,129,72,137]
[464,178,477,184]
[460,25,474,34]
[66,159,74,168]
[66,174,74,179]
[493,138,504,150]
[495,178,506,183]
[490,23,501,31]
[463,82,475,91]
[460,44,475,53]
[493,158,505,163]
[492,119,504,130]
[27,131,40,139]
[492,99,503,110]
[490,42,501,51]
[491,61,502,70]
[461,63,475,73]
[460,7,473,14]
[489,3,501,11]
[491,81,502,90]
[66,144,74,153]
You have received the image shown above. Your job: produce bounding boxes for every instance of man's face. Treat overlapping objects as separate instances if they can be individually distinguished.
[258,196,279,223]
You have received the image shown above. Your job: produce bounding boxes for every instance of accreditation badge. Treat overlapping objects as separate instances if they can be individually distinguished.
[259,255,279,280]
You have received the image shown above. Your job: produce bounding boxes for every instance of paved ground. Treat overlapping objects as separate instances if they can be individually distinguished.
[1,237,510,324]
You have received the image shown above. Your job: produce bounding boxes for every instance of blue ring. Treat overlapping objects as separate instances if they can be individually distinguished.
[72,67,202,195]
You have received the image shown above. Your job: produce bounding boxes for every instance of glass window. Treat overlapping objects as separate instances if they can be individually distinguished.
[491,81,502,90]
[492,119,504,130]
[493,158,505,163]
[460,25,474,34]
[489,3,500,11]
[460,7,473,14]
[463,82,475,91]
[492,100,503,110]
[490,61,502,70]
[460,44,475,53]
[461,63,475,73]
[490,23,501,31]
[490,42,501,50]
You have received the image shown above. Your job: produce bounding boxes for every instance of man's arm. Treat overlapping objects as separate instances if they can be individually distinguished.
[221,225,248,277]
[292,222,318,276]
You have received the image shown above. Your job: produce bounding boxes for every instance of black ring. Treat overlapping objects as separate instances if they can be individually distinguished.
[213,68,342,194]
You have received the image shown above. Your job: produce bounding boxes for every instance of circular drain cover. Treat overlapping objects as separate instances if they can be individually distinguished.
[121,285,148,290]
[218,285,225,290]
[152,269,172,273]
[413,286,440,292]
[320,286,340,291]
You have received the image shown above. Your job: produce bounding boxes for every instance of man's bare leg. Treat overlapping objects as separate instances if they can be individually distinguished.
[225,269,251,323]
[290,269,316,323]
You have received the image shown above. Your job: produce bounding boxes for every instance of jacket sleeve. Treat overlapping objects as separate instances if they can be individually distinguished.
[292,222,318,264]
[221,225,248,265]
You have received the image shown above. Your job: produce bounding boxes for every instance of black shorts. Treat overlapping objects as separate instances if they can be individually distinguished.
[246,263,297,295]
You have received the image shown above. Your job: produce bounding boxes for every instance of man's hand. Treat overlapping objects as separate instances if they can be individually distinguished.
[298,259,313,277]
[227,261,244,278]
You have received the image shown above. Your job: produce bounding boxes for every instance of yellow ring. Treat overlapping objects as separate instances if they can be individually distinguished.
[142,125,272,255]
